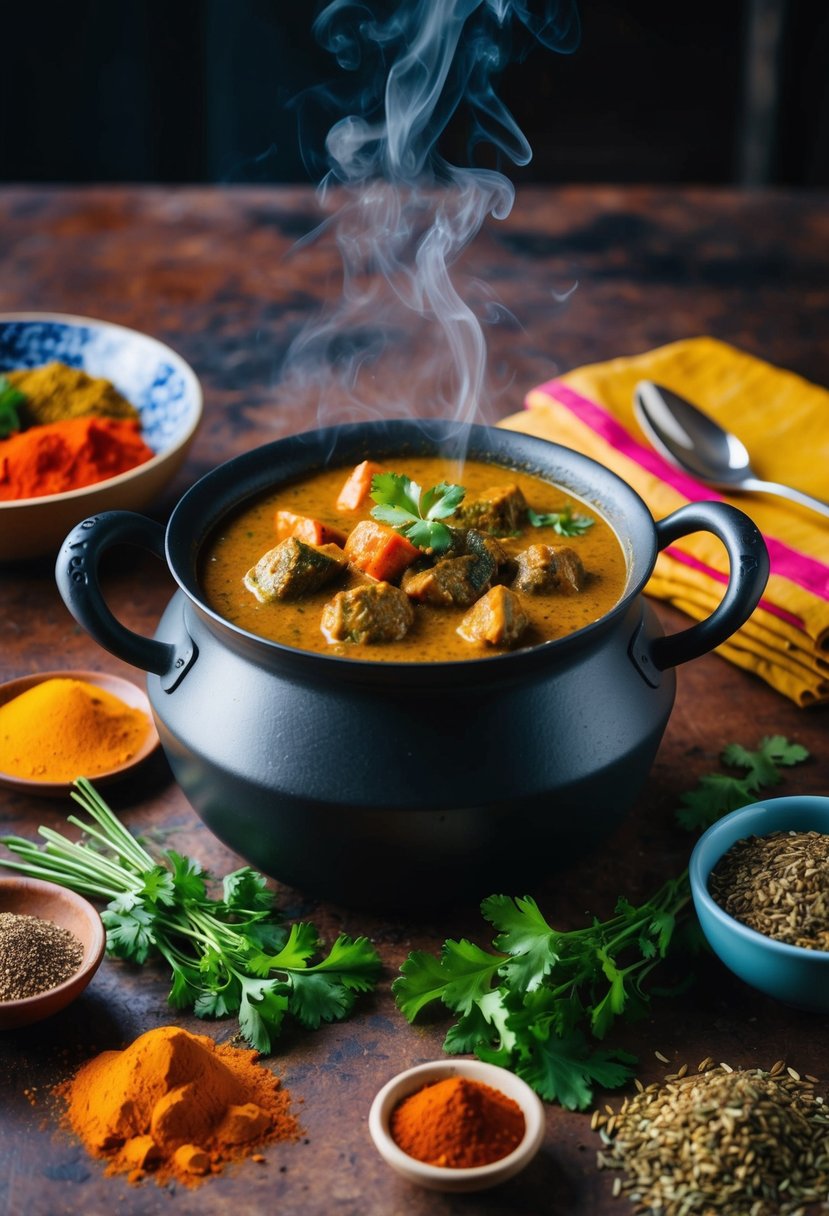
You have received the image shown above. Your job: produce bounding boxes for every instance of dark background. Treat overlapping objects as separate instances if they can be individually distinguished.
[1,0,827,187]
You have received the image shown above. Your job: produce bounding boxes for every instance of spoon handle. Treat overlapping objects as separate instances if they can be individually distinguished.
[741,477,829,520]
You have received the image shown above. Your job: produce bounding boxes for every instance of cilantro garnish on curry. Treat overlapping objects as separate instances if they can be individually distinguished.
[200,455,626,661]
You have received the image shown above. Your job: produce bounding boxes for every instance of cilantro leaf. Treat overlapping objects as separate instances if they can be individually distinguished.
[393,950,451,1021]
[222,866,275,912]
[140,865,176,907]
[0,375,25,438]
[287,971,356,1028]
[370,471,465,552]
[482,894,559,992]
[676,736,810,832]
[165,850,206,903]
[527,504,594,536]
[517,1029,636,1110]
[239,984,290,1053]
[101,903,156,963]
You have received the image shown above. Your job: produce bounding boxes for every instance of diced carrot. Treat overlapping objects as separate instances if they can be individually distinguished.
[344,520,420,582]
[274,510,347,547]
[336,460,384,511]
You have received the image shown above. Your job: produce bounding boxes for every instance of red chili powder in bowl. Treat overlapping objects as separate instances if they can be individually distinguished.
[0,416,154,500]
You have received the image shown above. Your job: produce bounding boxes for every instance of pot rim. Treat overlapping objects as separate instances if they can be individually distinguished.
[165,418,658,675]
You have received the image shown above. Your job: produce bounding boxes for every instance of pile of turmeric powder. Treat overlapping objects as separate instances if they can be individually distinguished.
[0,677,151,781]
[57,1026,302,1187]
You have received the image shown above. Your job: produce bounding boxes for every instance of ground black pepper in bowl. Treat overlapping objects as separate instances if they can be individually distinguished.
[0,911,85,1000]
[708,830,829,951]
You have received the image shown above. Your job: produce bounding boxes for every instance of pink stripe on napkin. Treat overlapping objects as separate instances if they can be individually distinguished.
[665,545,805,631]
[535,380,829,603]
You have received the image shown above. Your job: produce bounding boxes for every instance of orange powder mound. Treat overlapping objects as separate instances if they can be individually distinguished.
[0,677,151,781]
[56,1026,302,1188]
[390,1075,525,1168]
[0,415,154,501]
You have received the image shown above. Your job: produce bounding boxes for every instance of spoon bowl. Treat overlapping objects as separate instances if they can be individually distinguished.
[634,381,829,519]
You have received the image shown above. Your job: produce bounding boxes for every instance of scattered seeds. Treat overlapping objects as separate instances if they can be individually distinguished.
[594,1061,829,1216]
[709,831,829,951]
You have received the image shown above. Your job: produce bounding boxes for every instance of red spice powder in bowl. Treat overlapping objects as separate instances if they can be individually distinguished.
[0,416,154,501]
[0,311,202,561]
[368,1060,545,1192]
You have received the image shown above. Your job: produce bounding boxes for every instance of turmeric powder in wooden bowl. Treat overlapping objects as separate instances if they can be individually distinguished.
[0,670,159,797]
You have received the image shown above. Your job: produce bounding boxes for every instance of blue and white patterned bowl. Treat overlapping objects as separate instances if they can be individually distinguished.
[0,312,202,560]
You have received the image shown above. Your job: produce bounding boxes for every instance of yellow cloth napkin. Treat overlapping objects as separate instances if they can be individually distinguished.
[500,337,829,706]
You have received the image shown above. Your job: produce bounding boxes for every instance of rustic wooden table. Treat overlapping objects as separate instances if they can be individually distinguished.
[0,186,827,1216]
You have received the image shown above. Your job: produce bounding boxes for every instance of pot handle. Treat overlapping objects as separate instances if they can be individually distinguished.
[56,511,196,691]
[633,501,769,678]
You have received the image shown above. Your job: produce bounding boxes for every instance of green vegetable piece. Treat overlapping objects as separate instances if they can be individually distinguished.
[370,471,465,553]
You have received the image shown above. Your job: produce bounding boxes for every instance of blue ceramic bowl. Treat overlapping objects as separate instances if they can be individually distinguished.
[690,795,829,1012]
[0,312,202,560]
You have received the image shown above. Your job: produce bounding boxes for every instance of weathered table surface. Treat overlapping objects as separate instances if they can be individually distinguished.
[1,186,827,1216]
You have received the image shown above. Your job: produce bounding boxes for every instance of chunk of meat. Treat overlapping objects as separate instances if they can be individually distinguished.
[244,538,347,603]
[344,519,421,582]
[321,581,415,644]
[513,544,586,594]
[457,585,529,647]
[455,483,527,535]
[336,460,384,511]
[403,556,482,607]
[403,528,500,607]
[555,547,587,593]
[274,510,347,547]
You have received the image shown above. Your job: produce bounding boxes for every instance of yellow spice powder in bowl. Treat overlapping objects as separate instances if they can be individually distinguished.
[0,670,159,797]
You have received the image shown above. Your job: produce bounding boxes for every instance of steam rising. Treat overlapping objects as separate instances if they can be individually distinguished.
[279,1,580,440]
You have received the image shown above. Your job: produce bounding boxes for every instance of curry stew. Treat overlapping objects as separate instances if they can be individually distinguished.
[200,457,627,662]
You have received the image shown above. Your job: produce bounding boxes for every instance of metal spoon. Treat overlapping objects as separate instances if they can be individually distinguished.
[634,380,829,520]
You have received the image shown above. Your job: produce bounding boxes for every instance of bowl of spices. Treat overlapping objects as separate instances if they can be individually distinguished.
[0,875,105,1029]
[0,670,159,796]
[0,312,202,561]
[689,795,829,1012]
[368,1059,545,1192]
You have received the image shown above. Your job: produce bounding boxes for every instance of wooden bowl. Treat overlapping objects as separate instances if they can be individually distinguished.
[0,669,160,798]
[0,876,106,1029]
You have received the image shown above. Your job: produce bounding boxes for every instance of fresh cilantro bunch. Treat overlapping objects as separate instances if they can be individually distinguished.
[0,375,26,438]
[0,779,381,1052]
[394,737,810,1109]
[370,472,465,552]
[675,735,809,832]
[527,504,594,536]
[393,883,687,1110]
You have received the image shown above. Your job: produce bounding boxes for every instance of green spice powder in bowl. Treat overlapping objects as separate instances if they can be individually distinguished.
[689,795,829,1012]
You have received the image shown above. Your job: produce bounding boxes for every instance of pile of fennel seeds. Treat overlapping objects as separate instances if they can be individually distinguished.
[593,1059,829,1216]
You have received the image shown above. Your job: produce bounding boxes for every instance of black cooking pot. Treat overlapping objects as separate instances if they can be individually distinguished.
[56,421,769,907]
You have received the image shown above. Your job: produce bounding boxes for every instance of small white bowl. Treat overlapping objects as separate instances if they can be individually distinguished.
[0,312,202,561]
[368,1059,545,1192]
